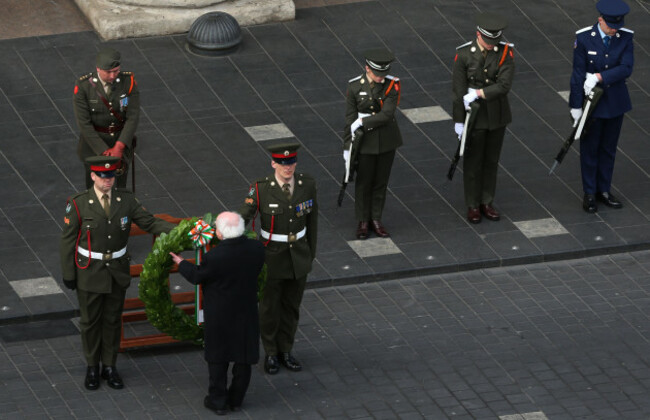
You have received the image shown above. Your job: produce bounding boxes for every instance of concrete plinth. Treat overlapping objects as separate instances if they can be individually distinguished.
[73,0,295,40]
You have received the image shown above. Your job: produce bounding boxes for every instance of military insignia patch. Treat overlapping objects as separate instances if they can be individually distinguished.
[66,203,71,213]
[120,216,128,231]
[247,186,255,197]
[64,217,70,225]
[245,198,254,205]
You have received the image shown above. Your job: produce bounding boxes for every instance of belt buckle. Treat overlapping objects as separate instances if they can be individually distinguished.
[288,233,297,243]
[103,252,112,261]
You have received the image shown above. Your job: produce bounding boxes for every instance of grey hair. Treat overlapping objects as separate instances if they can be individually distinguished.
[215,211,245,239]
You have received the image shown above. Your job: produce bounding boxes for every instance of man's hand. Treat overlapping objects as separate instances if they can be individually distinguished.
[583,73,599,95]
[350,118,363,138]
[454,123,464,140]
[63,279,77,291]
[103,141,126,159]
[463,88,479,110]
[570,108,583,127]
[169,252,183,265]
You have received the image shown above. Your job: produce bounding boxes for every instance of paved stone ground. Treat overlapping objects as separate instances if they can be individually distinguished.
[1,0,649,324]
[1,250,649,419]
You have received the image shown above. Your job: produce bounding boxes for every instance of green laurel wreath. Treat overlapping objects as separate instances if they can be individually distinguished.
[138,213,266,345]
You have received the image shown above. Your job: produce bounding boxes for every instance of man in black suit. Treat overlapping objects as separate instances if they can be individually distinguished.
[170,211,265,415]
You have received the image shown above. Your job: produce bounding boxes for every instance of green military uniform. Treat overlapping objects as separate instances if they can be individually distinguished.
[238,145,317,358]
[452,14,515,213]
[60,158,174,368]
[73,48,140,189]
[344,49,402,229]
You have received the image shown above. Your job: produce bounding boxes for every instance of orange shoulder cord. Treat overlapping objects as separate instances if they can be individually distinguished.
[498,44,510,67]
[128,74,135,95]
[379,79,400,108]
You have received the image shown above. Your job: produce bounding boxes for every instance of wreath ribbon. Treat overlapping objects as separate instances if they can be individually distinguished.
[188,219,214,249]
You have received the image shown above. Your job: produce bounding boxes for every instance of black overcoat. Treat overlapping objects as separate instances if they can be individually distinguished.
[178,235,265,364]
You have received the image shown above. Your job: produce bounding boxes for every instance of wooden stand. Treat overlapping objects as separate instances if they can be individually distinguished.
[119,214,195,351]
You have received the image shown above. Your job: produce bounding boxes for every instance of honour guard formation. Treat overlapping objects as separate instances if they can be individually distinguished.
[40,0,640,414]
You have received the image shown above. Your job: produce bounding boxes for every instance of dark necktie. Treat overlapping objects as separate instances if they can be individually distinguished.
[105,83,112,96]
[282,183,291,199]
[604,35,611,49]
[102,194,110,218]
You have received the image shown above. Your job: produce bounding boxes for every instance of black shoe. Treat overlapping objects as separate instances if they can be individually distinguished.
[101,366,124,389]
[204,396,228,416]
[264,355,279,375]
[280,352,302,372]
[583,194,597,213]
[596,192,622,209]
[84,365,100,390]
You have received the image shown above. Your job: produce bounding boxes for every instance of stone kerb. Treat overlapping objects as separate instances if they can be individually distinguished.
[74,0,295,40]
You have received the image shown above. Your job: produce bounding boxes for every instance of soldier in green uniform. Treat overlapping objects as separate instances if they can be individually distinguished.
[452,13,515,224]
[73,48,140,189]
[344,48,403,240]
[60,156,174,390]
[238,143,318,375]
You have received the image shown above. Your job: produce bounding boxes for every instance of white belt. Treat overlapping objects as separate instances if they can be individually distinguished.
[260,228,306,243]
[77,246,127,261]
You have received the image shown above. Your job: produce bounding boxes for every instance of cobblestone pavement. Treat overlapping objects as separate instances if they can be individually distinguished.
[2,250,649,419]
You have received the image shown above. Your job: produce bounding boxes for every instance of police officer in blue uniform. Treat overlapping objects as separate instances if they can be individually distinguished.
[569,0,633,213]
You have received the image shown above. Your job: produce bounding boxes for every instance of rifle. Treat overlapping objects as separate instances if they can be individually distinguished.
[337,127,364,207]
[549,86,603,175]
[447,101,480,181]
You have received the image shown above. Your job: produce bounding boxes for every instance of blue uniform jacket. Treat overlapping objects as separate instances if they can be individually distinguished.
[569,23,633,119]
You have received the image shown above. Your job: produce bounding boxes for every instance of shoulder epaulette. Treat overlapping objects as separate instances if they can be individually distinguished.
[297,173,315,183]
[619,27,634,34]
[348,75,362,84]
[456,41,472,50]
[121,71,133,75]
[499,41,515,48]
[576,26,592,34]
[385,75,399,81]
[70,191,86,200]
[78,73,92,82]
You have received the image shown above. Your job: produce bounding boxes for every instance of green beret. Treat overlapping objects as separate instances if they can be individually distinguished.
[96,48,121,70]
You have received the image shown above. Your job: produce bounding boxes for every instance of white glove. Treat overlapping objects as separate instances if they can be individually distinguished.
[583,73,598,95]
[343,150,350,162]
[454,123,464,140]
[570,108,583,127]
[350,118,363,138]
[463,88,479,110]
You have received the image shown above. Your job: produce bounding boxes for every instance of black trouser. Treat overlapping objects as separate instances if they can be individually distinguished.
[207,362,252,409]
